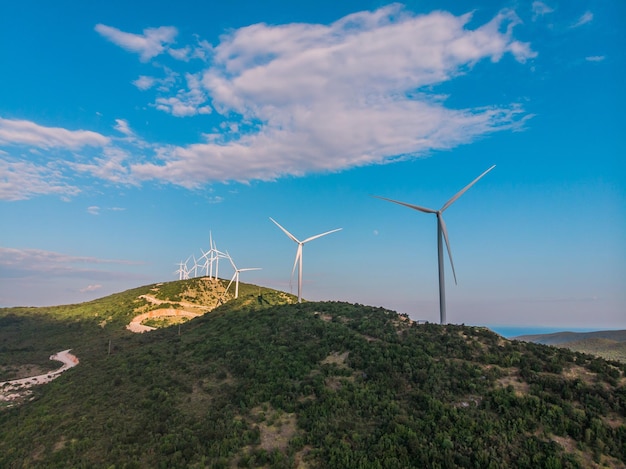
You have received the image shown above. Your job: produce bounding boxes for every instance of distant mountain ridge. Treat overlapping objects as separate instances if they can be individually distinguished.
[514,329,626,363]
[514,330,626,346]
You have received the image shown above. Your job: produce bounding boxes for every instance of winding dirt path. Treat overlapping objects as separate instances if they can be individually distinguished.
[127,294,205,333]
[0,350,79,403]
[127,308,201,333]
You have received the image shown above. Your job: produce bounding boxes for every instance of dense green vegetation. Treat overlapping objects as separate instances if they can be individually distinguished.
[1,281,625,468]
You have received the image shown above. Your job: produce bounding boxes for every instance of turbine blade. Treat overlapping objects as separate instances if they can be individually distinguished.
[291,245,302,279]
[440,165,495,212]
[270,217,300,243]
[302,228,342,243]
[225,273,236,294]
[439,216,457,285]
[372,195,437,214]
[226,251,236,270]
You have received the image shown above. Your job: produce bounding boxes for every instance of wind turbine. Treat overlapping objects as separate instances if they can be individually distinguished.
[373,165,495,325]
[199,248,211,277]
[270,217,342,303]
[190,255,199,278]
[224,253,261,299]
[174,261,186,280]
[207,233,228,281]
[182,255,192,280]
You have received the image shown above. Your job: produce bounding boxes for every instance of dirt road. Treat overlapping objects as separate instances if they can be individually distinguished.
[0,350,79,403]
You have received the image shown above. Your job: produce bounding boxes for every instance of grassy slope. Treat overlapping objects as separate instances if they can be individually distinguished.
[515,331,626,364]
[0,282,625,468]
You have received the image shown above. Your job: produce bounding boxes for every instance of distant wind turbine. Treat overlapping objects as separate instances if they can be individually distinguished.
[199,248,211,277]
[190,255,199,278]
[182,255,192,280]
[224,253,261,299]
[373,165,495,325]
[202,231,227,281]
[174,261,186,280]
[270,218,342,303]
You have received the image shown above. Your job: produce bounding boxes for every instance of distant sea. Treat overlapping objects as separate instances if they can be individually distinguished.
[485,326,600,339]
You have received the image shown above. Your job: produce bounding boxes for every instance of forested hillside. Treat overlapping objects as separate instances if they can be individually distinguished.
[1,280,625,468]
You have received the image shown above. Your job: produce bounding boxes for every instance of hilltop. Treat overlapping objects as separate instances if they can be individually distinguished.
[515,330,626,363]
[1,280,625,468]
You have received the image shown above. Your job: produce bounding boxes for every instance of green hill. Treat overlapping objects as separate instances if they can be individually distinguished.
[515,330,626,363]
[1,280,625,468]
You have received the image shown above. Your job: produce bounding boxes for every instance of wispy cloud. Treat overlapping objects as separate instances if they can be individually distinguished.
[80,284,102,293]
[585,55,605,62]
[95,24,178,62]
[0,247,142,279]
[86,205,126,215]
[571,11,593,28]
[0,158,80,201]
[154,73,211,116]
[532,1,554,21]
[0,117,109,149]
[114,119,135,137]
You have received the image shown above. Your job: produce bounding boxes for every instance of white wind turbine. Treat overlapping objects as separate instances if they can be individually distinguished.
[190,255,199,278]
[182,255,192,280]
[373,165,495,325]
[199,248,211,277]
[174,261,186,280]
[206,232,228,281]
[224,253,261,299]
[270,217,342,303]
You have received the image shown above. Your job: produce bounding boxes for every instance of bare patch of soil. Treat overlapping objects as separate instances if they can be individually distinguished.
[321,351,349,367]
[241,405,299,458]
[496,368,530,396]
[562,365,600,386]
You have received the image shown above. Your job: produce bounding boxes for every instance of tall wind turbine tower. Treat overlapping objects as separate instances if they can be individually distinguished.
[374,165,495,325]
[270,218,342,303]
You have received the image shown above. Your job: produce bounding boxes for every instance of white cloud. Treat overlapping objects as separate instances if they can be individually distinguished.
[531,1,554,21]
[87,205,126,215]
[80,284,103,293]
[0,158,80,201]
[571,11,593,28]
[95,24,178,62]
[69,146,135,184]
[132,6,535,186]
[114,119,134,137]
[0,116,138,200]
[585,55,605,62]
[191,38,213,61]
[133,75,156,90]
[0,117,109,149]
[169,46,191,61]
[154,73,212,116]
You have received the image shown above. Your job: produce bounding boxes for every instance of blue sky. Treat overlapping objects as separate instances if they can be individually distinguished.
[1,0,624,329]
